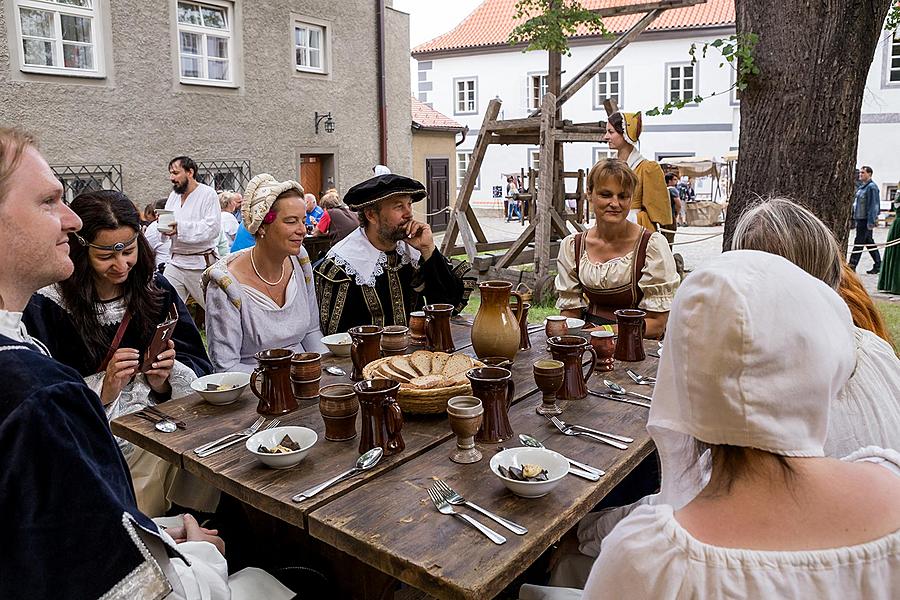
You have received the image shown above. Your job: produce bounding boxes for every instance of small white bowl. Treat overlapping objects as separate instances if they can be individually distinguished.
[565,318,585,333]
[321,332,352,356]
[191,372,251,405]
[246,426,317,469]
[490,447,569,498]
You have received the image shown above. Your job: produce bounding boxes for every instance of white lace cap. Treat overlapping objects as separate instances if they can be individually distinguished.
[649,250,856,509]
[326,227,421,287]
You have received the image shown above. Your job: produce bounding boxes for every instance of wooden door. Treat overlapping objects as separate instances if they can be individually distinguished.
[425,158,450,232]
[299,155,323,198]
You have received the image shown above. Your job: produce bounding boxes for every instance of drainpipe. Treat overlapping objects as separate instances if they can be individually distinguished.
[376,0,388,165]
[455,125,469,147]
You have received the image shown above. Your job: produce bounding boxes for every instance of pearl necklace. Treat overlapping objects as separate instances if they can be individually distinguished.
[250,248,285,286]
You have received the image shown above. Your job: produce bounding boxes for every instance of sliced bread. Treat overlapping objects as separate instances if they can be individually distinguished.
[431,352,450,375]
[388,356,418,380]
[409,374,447,389]
[378,362,412,383]
[441,353,473,379]
[409,350,433,376]
[446,370,470,386]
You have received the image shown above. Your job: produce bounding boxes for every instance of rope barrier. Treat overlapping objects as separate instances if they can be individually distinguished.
[848,237,900,250]
[656,227,723,236]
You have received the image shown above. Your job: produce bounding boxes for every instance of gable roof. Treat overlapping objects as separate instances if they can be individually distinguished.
[412,0,735,57]
[411,97,465,131]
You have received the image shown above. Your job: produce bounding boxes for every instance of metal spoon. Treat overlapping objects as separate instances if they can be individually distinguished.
[602,379,653,402]
[292,447,384,502]
[519,434,604,480]
[325,365,347,376]
[134,411,178,433]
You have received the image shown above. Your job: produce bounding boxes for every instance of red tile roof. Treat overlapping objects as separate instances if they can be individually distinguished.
[411,97,465,131]
[412,0,735,56]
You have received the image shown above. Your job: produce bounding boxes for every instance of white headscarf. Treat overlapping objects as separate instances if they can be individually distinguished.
[242,173,304,234]
[649,250,856,509]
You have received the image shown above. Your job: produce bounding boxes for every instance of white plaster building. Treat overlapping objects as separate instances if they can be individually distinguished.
[412,0,900,210]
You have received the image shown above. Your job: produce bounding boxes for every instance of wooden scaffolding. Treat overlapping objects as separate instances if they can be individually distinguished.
[439,0,706,299]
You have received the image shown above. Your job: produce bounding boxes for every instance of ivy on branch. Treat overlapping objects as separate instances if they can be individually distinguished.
[646,33,760,116]
[507,0,610,55]
[886,2,900,30]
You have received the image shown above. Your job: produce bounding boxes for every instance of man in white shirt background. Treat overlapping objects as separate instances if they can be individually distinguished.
[162,156,220,309]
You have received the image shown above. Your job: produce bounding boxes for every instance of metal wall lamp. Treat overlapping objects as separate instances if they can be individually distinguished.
[315,111,335,134]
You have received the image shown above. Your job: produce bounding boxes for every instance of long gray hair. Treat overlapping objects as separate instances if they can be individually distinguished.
[731,197,842,290]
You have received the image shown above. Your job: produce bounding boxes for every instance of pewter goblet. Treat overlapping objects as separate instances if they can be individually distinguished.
[533,359,565,415]
[447,396,484,464]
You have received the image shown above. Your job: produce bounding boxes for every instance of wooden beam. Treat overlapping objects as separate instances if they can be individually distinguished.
[556,131,607,143]
[440,99,502,255]
[490,133,541,145]
[550,209,570,238]
[484,117,542,132]
[535,92,557,281]
[495,223,536,269]
[455,212,477,263]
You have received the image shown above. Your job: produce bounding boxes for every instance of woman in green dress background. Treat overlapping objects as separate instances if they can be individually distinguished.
[878,187,900,294]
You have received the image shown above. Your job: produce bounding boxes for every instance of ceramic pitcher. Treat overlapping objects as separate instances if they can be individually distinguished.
[251,348,299,415]
[467,366,516,444]
[355,379,405,456]
[547,336,596,401]
[471,281,523,361]
[613,309,646,362]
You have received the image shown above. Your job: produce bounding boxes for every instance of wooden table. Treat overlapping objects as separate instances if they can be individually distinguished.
[112,322,659,598]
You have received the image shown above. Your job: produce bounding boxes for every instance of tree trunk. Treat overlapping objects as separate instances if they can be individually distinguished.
[725,0,893,250]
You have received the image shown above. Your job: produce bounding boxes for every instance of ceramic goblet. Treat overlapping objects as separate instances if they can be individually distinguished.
[590,330,617,372]
[533,359,565,415]
[447,396,484,464]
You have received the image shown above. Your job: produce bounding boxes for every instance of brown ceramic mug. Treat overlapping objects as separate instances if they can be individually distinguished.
[319,383,360,441]
[614,309,646,362]
[349,325,383,380]
[290,376,321,400]
[590,330,617,371]
[545,315,569,338]
[380,325,410,356]
[424,303,456,353]
[251,348,298,415]
[355,379,405,456]
[547,335,596,401]
[467,366,515,444]
[408,311,427,344]
[291,352,322,381]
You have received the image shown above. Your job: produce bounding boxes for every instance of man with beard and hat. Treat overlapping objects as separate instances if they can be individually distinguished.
[162,155,220,309]
[314,173,474,334]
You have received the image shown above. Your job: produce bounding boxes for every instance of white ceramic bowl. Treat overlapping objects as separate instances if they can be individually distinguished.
[565,318,586,333]
[191,372,251,405]
[246,426,317,469]
[321,332,352,356]
[490,447,569,498]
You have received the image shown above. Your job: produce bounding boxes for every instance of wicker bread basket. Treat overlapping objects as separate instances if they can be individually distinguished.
[362,355,485,415]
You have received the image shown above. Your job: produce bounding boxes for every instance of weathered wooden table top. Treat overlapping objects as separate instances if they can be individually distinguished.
[111,323,659,598]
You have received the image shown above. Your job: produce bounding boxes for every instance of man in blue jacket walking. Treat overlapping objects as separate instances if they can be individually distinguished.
[849,165,882,274]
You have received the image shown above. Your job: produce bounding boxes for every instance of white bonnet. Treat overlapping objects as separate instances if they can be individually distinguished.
[242,173,304,234]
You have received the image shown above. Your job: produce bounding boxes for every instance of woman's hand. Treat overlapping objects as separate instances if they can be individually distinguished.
[100,348,140,405]
[166,514,225,556]
[145,339,176,394]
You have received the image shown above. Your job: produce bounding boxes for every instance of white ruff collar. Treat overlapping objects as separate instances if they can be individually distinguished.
[327,227,421,287]
[626,147,645,170]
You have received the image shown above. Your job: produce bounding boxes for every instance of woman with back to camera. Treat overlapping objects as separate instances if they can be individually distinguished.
[24,190,215,516]
[555,158,679,338]
[204,173,326,373]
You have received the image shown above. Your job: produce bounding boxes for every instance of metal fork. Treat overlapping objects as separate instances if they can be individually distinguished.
[547,416,628,450]
[434,479,527,535]
[195,417,276,457]
[626,369,656,386]
[550,416,634,444]
[194,416,265,454]
[426,485,506,545]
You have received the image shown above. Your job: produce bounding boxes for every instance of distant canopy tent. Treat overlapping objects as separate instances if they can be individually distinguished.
[660,156,720,180]
[660,157,725,227]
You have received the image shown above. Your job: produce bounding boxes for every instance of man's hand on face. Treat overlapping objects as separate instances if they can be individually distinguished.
[405,220,434,261]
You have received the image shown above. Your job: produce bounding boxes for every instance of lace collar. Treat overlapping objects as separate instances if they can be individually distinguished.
[326,227,421,287]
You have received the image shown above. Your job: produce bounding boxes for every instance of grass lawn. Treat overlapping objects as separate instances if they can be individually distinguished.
[876,300,900,352]
[461,290,558,324]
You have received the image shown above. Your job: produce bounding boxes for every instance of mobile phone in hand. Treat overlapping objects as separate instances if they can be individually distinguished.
[141,305,178,373]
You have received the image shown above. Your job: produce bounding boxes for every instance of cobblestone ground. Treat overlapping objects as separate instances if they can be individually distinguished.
[437,213,897,303]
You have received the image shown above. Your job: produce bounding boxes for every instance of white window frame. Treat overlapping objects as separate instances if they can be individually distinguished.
[889,30,900,84]
[592,147,615,166]
[456,151,479,190]
[14,0,104,77]
[666,62,697,105]
[454,77,478,115]
[528,72,548,110]
[176,0,233,86]
[527,148,541,175]
[294,20,327,74]
[593,67,623,110]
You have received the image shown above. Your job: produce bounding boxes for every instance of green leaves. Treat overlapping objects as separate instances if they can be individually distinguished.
[885,2,900,31]
[507,0,610,56]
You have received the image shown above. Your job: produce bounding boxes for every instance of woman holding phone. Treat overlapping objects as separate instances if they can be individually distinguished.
[24,190,216,516]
